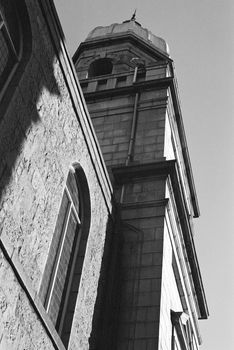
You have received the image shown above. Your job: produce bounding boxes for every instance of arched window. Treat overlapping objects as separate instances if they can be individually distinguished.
[39,165,91,348]
[88,58,113,78]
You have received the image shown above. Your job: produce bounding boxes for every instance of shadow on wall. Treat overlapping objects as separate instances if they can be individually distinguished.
[89,209,123,350]
[0,1,122,348]
[0,0,62,204]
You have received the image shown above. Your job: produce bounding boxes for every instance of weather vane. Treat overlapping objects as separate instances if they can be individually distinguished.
[131,9,137,21]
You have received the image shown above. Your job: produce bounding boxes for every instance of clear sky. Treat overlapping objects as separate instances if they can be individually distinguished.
[53,1,234,349]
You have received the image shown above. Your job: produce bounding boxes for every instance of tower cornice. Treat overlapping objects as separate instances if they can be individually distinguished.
[73,32,172,65]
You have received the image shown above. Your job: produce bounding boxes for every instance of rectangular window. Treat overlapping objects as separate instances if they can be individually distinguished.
[97,79,107,91]
[80,81,88,92]
[136,69,146,82]
[116,76,127,88]
[0,29,9,75]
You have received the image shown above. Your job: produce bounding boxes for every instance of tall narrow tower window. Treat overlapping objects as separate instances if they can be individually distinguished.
[0,4,19,90]
[39,165,91,348]
[0,0,31,115]
[88,58,113,77]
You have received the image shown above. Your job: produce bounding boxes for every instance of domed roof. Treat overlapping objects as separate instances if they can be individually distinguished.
[86,19,170,56]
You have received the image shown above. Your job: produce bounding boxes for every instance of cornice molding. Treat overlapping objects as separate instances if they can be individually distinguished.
[73,32,172,64]
[120,199,169,210]
[82,77,172,101]
[169,78,200,217]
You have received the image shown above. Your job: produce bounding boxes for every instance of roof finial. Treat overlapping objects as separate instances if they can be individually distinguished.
[131,9,137,21]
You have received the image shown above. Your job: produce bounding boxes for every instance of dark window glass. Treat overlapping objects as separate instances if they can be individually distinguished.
[0,29,9,74]
[116,76,127,87]
[88,58,113,77]
[97,78,107,91]
[136,69,146,82]
[80,82,88,92]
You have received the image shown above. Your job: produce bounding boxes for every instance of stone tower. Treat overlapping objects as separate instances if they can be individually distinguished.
[74,18,208,350]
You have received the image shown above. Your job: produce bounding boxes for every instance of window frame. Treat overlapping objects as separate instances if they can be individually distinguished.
[39,164,91,348]
[88,58,113,78]
[44,180,81,323]
[171,311,193,350]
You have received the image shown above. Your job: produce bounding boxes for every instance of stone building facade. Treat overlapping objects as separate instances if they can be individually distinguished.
[0,1,113,349]
[0,1,208,350]
[74,19,209,350]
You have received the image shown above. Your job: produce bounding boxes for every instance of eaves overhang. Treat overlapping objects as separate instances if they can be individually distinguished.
[73,32,172,65]
[169,75,200,218]
[112,160,209,319]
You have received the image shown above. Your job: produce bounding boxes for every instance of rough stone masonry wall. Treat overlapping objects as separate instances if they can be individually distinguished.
[0,1,112,349]
[0,248,56,350]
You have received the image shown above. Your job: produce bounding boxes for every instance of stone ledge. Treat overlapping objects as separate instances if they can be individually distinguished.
[121,199,169,210]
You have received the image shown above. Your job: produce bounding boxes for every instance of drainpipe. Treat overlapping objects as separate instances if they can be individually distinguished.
[125,90,139,166]
[120,61,144,203]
